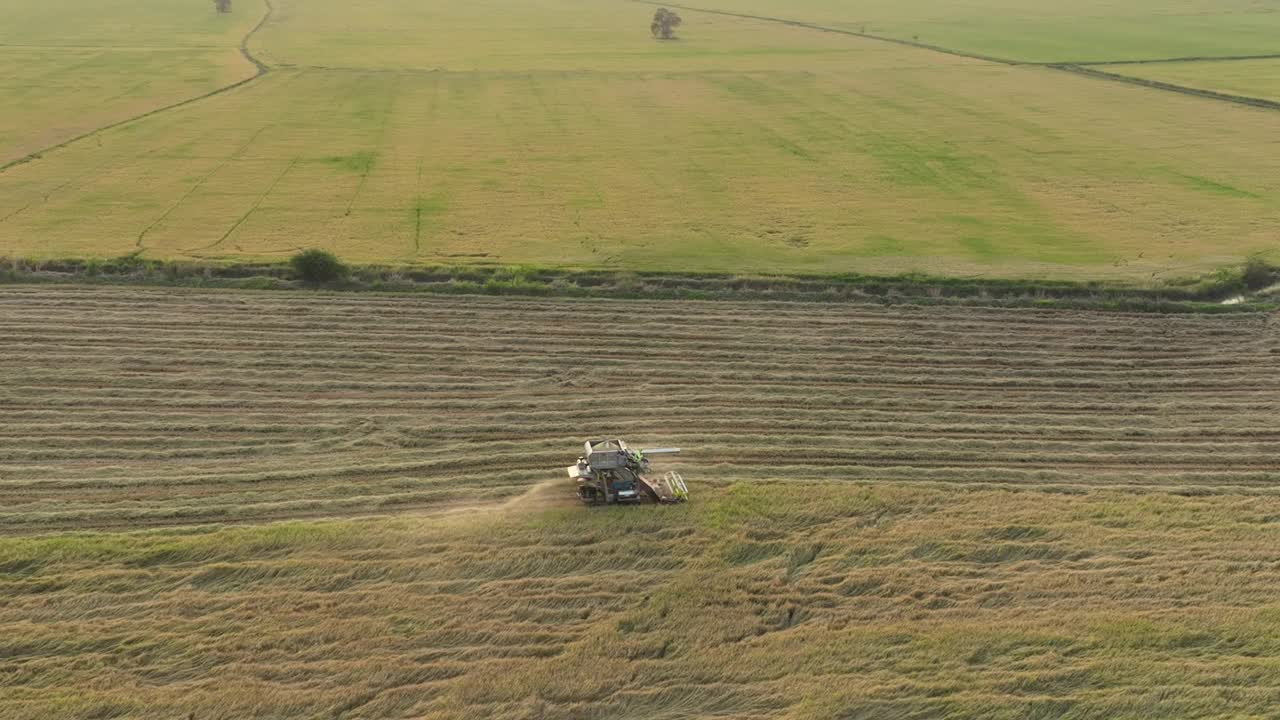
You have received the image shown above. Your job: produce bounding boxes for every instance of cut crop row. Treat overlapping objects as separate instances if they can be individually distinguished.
[0,286,1274,532]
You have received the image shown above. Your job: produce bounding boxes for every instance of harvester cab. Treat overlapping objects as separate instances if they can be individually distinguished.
[567,439,687,506]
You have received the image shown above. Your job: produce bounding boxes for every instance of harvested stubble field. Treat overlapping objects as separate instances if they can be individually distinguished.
[3,285,1280,718]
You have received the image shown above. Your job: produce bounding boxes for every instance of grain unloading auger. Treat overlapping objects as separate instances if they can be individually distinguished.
[567,439,688,505]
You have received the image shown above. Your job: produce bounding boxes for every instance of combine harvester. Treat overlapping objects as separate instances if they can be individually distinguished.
[566,439,688,505]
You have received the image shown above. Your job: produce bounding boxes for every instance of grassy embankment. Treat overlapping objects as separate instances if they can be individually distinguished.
[3,254,1277,312]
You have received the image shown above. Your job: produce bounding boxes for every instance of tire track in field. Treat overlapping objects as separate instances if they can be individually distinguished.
[343,73,400,218]
[0,146,171,225]
[133,122,278,254]
[185,156,298,254]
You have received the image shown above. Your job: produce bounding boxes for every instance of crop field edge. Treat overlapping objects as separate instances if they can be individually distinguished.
[1049,63,1280,113]
[1,255,1276,313]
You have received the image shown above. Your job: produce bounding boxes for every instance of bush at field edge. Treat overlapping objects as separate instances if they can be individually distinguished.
[290,249,348,285]
[1242,257,1279,291]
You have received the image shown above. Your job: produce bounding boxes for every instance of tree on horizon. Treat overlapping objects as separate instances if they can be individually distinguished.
[651,8,682,39]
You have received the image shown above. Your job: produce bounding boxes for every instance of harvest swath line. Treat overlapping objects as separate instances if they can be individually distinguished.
[0,286,1275,534]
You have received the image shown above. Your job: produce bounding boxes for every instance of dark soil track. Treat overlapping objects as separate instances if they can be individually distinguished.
[0,286,1276,533]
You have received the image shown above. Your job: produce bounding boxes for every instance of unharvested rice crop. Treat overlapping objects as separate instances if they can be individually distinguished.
[1098,58,1280,103]
[3,0,1280,277]
[673,0,1280,62]
[0,0,262,165]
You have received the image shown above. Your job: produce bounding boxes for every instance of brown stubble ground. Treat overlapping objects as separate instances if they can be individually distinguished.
[1,286,1277,530]
[1,286,1279,718]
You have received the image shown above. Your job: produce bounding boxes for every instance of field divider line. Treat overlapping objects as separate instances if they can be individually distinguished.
[628,0,1280,113]
[1046,64,1280,112]
[0,0,275,175]
[236,0,272,75]
[1062,53,1280,67]
[626,0,1021,65]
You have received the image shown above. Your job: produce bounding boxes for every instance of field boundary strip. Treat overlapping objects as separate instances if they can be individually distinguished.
[0,0,275,175]
[630,0,1280,113]
[4,260,1276,312]
[1048,64,1280,112]
[625,0,1021,65]
[1067,53,1280,67]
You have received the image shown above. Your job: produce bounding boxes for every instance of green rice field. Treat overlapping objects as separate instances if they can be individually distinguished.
[1,0,1278,278]
[681,0,1280,62]
[1100,58,1280,103]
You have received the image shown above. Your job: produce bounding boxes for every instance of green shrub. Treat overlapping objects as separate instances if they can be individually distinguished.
[289,249,347,285]
[1242,257,1278,291]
